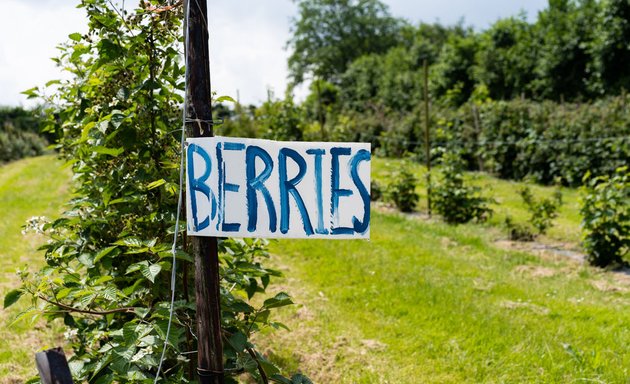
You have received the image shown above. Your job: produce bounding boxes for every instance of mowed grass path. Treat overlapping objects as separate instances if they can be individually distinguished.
[261,159,630,383]
[0,156,70,382]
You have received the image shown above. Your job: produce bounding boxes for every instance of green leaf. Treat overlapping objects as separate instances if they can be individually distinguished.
[126,302,147,317]
[4,289,23,308]
[141,263,162,283]
[78,252,95,268]
[263,292,293,309]
[226,331,248,352]
[45,79,61,87]
[21,87,39,99]
[216,95,236,103]
[56,288,74,300]
[101,286,118,301]
[158,249,194,263]
[126,261,148,275]
[92,146,124,157]
[94,246,120,262]
[258,358,281,377]
[146,179,166,190]
[69,32,82,42]
[114,237,143,247]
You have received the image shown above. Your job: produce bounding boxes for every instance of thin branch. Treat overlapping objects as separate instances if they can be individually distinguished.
[106,0,135,36]
[143,0,183,13]
[246,347,269,384]
[221,330,268,382]
[38,295,135,315]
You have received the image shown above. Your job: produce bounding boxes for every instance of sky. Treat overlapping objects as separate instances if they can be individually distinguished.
[0,0,548,107]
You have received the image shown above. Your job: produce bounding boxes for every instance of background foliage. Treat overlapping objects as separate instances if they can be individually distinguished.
[0,107,49,163]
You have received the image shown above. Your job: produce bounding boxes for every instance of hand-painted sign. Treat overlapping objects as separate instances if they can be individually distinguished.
[186,137,370,239]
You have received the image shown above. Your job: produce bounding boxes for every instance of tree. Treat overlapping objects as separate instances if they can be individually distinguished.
[588,0,630,95]
[430,30,478,106]
[533,0,598,100]
[287,0,402,85]
[474,16,538,100]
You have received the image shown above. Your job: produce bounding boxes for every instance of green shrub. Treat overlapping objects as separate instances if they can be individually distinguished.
[431,152,493,224]
[519,186,562,235]
[371,180,383,201]
[441,97,630,186]
[580,167,630,267]
[504,216,536,241]
[386,162,419,212]
[0,119,49,163]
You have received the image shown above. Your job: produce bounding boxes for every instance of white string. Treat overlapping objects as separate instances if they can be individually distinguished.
[154,1,190,382]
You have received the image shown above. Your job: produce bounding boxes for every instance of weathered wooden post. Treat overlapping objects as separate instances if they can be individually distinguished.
[423,59,432,216]
[185,0,224,382]
[35,347,74,384]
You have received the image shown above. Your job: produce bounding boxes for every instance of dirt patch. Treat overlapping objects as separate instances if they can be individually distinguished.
[500,300,550,315]
[372,202,436,222]
[360,339,387,352]
[495,240,585,263]
[590,279,630,293]
[513,265,557,278]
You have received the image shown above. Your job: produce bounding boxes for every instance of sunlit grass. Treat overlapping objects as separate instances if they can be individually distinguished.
[259,157,629,383]
[0,156,70,381]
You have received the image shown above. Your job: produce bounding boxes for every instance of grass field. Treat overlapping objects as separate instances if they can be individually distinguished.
[259,158,630,383]
[0,156,70,382]
[2,156,628,383]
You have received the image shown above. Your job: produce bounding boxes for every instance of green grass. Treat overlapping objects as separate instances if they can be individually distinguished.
[0,156,70,382]
[258,158,630,383]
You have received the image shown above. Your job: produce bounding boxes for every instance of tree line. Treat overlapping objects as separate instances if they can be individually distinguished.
[218,0,630,186]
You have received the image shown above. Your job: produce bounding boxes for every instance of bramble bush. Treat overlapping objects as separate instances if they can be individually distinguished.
[435,98,630,186]
[580,167,629,268]
[504,216,536,242]
[4,1,308,383]
[385,161,419,212]
[431,152,493,224]
[370,180,383,202]
[519,186,562,235]
[503,185,562,241]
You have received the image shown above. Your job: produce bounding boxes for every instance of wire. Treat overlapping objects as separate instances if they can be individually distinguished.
[376,135,630,147]
[154,1,189,382]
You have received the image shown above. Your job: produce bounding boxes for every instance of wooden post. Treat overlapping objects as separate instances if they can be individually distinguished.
[423,60,432,216]
[471,104,484,172]
[315,76,326,139]
[35,347,74,384]
[185,0,224,383]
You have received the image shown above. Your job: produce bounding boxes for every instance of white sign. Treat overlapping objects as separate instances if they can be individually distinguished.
[186,137,370,239]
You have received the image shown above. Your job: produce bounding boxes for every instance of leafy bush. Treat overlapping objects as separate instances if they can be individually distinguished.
[431,152,493,224]
[580,167,630,267]
[438,97,630,186]
[6,2,307,383]
[519,186,562,235]
[0,107,49,163]
[386,161,419,212]
[371,180,383,201]
[504,216,535,241]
